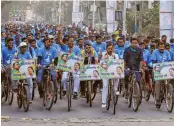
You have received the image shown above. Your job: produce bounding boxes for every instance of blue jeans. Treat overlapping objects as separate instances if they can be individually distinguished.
[124,70,141,90]
[37,68,58,90]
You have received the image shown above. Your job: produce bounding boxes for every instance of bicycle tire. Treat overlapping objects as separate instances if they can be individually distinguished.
[112,86,117,114]
[7,81,13,105]
[165,83,174,113]
[128,83,132,108]
[59,81,63,99]
[132,82,140,112]
[88,81,92,107]
[17,84,22,108]
[45,81,55,110]
[54,90,58,104]
[1,81,8,103]
[106,82,111,111]
[67,72,72,111]
[43,81,46,107]
[22,86,29,112]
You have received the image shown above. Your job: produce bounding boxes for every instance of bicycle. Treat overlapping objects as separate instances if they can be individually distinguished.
[16,79,30,112]
[106,79,118,114]
[1,65,14,105]
[41,66,55,110]
[154,80,174,113]
[126,70,141,112]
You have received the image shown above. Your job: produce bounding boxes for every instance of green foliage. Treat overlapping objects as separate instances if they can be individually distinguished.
[126,2,159,37]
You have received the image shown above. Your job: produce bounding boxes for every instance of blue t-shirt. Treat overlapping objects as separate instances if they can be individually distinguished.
[61,44,81,56]
[2,47,16,65]
[17,52,32,60]
[38,46,58,66]
[142,49,149,62]
[36,39,44,48]
[170,44,174,53]
[114,45,127,59]
[52,43,61,52]
[169,51,174,61]
[151,49,171,63]
[146,51,153,68]
[92,42,106,55]
[33,47,40,57]
[1,38,6,48]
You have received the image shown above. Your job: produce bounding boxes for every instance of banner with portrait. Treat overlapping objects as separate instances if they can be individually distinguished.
[100,59,124,79]
[11,59,36,80]
[79,65,101,80]
[57,52,84,72]
[153,61,174,81]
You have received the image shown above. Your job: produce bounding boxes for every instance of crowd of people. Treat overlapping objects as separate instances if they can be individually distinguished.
[1,23,174,110]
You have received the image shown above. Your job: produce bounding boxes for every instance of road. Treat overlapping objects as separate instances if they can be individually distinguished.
[1,90,174,126]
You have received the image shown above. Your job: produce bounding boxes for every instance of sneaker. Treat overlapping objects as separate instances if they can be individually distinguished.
[63,91,66,96]
[101,103,106,108]
[115,90,120,95]
[73,92,78,99]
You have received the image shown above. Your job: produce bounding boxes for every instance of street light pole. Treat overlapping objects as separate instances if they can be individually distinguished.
[92,0,95,30]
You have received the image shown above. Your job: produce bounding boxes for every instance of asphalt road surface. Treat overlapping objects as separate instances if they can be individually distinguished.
[1,90,174,126]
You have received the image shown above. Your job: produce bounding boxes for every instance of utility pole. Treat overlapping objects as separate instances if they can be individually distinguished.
[123,0,127,37]
[92,0,95,29]
[138,1,143,36]
[58,0,62,24]
[134,1,137,33]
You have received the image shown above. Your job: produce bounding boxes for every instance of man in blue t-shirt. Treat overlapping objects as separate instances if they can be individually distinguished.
[2,38,16,65]
[92,35,106,56]
[37,38,58,98]
[165,43,174,61]
[114,38,128,59]
[170,38,174,53]
[151,42,171,107]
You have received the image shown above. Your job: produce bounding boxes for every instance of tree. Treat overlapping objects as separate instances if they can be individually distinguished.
[126,2,159,38]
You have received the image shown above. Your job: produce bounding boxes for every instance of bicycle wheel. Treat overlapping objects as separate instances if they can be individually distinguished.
[17,84,22,108]
[7,81,14,105]
[165,83,174,113]
[22,85,29,112]
[54,90,58,104]
[106,82,111,111]
[111,85,118,114]
[1,81,8,103]
[132,82,140,112]
[88,81,92,107]
[67,78,72,111]
[45,81,55,110]
[127,83,132,108]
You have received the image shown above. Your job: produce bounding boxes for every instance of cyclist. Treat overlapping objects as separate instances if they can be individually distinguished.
[100,43,120,108]
[29,39,40,58]
[81,42,99,97]
[58,36,81,98]
[124,37,144,97]
[92,35,106,56]
[165,43,174,61]
[151,42,171,107]
[20,37,36,59]
[37,38,58,98]
[14,42,34,103]
[114,37,128,59]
